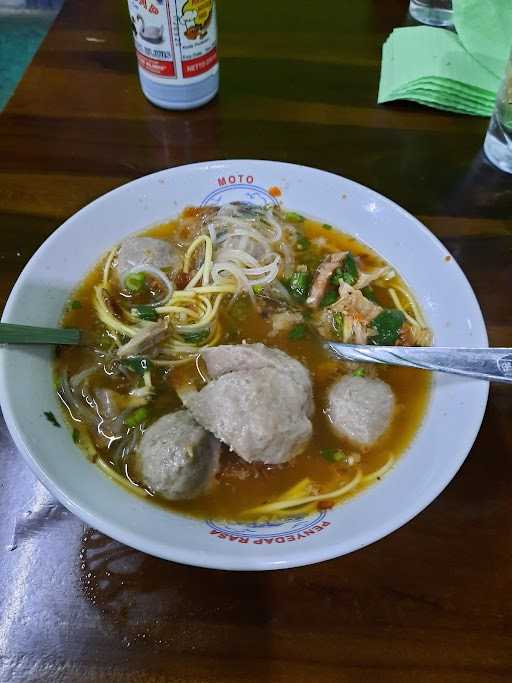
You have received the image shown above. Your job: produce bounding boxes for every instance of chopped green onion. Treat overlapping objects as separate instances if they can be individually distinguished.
[332,311,344,337]
[124,406,150,428]
[288,270,311,300]
[70,299,82,310]
[125,272,146,292]
[72,427,80,444]
[285,211,304,222]
[321,448,348,463]
[320,290,338,308]
[288,323,306,341]
[322,223,332,230]
[331,268,343,285]
[352,368,366,378]
[362,285,378,303]
[121,357,150,375]
[182,329,210,344]
[296,235,310,251]
[252,285,265,294]
[370,309,405,346]
[134,305,158,321]
[343,253,358,285]
[44,411,61,428]
[331,253,358,287]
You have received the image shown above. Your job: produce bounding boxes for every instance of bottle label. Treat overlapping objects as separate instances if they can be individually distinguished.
[177,0,217,78]
[127,0,217,82]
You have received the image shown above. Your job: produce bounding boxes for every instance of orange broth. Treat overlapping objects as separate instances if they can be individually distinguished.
[57,214,431,521]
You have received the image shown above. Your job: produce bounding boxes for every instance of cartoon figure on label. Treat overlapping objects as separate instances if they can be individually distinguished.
[131,13,164,44]
[180,0,213,39]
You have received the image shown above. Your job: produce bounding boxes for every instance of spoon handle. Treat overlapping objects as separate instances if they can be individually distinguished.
[327,344,512,384]
[0,323,81,346]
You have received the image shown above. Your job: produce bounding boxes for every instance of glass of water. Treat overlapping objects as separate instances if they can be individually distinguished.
[484,53,512,174]
[409,0,453,27]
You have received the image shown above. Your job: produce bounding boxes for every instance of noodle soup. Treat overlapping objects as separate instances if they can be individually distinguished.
[56,203,431,521]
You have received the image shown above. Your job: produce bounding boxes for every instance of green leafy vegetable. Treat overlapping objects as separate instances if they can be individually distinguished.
[285,211,304,222]
[288,270,311,300]
[322,223,332,230]
[121,357,150,375]
[134,305,158,321]
[370,309,405,346]
[182,329,210,344]
[125,272,146,292]
[70,299,82,310]
[332,311,344,337]
[352,368,366,378]
[252,285,265,294]
[320,290,338,308]
[331,253,358,287]
[343,253,359,285]
[296,235,310,251]
[331,268,343,285]
[72,428,80,444]
[288,323,306,341]
[321,448,348,463]
[124,406,150,428]
[44,411,61,428]
[362,285,378,303]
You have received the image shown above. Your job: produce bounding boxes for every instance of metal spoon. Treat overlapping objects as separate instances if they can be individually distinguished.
[0,323,81,346]
[326,343,512,384]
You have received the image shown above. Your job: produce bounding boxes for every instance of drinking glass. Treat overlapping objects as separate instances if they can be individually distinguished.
[484,52,512,174]
[409,0,453,28]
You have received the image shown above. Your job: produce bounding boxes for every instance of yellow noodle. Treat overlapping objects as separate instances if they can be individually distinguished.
[175,295,224,332]
[392,284,426,327]
[93,286,138,338]
[96,457,150,498]
[244,469,363,516]
[388,288,419,327]
[186,267,204,290]
[183,235,204,273]
[188,285,237,295]
[362,456,394,483]
[155,304,196,315]
[102,245,118,289]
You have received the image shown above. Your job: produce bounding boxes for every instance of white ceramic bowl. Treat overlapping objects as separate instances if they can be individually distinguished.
[0,160,488,570]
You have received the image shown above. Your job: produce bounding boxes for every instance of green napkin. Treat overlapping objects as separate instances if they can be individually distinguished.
[453,0,512,78]
[378,0,512,116]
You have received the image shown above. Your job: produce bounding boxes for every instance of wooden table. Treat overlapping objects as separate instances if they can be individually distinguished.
[1,1,512,681]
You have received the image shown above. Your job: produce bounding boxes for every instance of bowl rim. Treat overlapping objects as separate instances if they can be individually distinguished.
[0,160,489,570]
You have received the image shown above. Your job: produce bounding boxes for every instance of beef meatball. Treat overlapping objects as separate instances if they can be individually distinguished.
[135,410,220,500]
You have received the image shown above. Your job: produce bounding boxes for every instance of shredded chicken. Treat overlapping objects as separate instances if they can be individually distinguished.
[312,308,335,339]
[269,310,303,337]
[117,319,168,358]
[332,282,382,322]
[354,266,393,290]
[306,252,347,307]
[312,283,382,345]
[350,318,369,344]
[398,324,432,347]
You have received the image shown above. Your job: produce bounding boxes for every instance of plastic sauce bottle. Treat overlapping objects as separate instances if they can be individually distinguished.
[126,0,219,110]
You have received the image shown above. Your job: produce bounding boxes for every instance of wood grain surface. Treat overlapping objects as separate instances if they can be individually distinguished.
[1,1,512,681]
